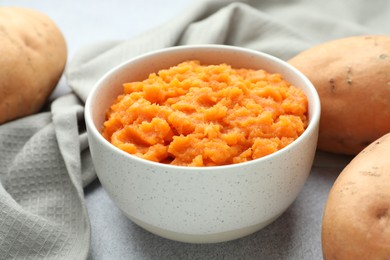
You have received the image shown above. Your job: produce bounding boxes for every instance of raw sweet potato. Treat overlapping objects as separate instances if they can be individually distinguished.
[321,133,390,259]
[0,7,67,124]
[288,35,390,155]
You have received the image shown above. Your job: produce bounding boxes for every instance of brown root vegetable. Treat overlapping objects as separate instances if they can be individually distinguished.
[288,35,390,155]
[321,133,390,260]
[0,7,67,124]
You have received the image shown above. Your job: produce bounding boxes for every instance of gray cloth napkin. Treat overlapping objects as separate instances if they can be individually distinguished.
[0,95,93,259]
[0,0,389,259]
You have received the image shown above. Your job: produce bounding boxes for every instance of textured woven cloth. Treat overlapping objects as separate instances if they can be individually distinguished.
[0,95,93,259]
[0,0,389,259]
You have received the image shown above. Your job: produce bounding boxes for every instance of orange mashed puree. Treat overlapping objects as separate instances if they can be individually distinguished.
[102,60,308,166]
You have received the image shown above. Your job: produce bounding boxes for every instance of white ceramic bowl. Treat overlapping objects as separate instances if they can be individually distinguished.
[85,45,320,243]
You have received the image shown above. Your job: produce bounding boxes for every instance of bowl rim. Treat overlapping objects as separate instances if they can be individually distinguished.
[85,44,321,171]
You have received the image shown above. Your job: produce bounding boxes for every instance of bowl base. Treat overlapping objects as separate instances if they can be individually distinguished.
[128,213,282,244]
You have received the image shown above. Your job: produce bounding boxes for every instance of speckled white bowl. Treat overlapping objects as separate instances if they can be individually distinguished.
[85,45,320,243]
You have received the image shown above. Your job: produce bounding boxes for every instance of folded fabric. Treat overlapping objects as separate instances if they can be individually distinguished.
[0,0,389,259]
[66,0,389,101]
[0,95,92,259]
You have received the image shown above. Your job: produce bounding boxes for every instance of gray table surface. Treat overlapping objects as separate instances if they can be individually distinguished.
[0,1,354,259]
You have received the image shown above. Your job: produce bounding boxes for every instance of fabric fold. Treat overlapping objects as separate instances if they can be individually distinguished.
[0,95,91,259]
[178,2,312,58]
[65,0,239,102]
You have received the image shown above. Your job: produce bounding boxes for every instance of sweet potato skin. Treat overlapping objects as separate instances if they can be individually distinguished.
[0,7,67,124]
[321,133,390,260]
[288,35,390,155]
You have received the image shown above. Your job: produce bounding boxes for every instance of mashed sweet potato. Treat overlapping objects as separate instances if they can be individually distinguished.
[102,60,308,166]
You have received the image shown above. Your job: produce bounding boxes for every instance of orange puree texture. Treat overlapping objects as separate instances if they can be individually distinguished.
[102,60,308,166]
